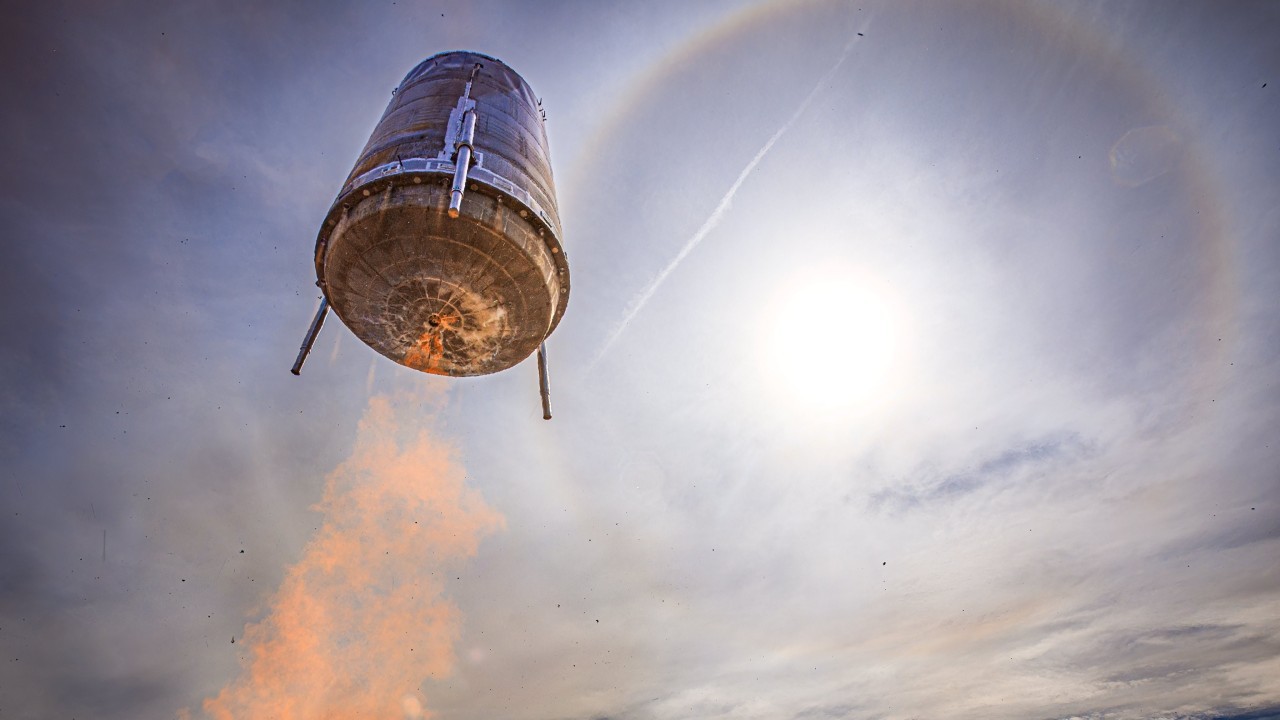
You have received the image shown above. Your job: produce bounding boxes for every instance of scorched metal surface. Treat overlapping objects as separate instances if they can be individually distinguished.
[297,51,569,386]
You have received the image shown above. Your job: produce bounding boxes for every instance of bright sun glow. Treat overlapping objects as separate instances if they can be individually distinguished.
[762,270,905,413]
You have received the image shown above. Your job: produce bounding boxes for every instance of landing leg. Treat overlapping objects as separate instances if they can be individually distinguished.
[291,297,330,376]
[537,342,552,420]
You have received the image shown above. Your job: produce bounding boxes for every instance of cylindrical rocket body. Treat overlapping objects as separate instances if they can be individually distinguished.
[315,51,569,376]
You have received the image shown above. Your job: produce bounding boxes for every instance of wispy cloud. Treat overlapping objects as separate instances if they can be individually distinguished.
[870,434,1086,511]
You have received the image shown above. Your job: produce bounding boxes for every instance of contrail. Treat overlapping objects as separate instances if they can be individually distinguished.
[587,31,866,371]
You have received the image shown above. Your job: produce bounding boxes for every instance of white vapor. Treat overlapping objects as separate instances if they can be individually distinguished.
[587,29,868,371]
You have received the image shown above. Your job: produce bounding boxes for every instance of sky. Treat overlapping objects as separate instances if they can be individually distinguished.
[1,1,1279,719]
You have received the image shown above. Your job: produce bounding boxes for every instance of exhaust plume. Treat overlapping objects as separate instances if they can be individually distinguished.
[190,394,503,719]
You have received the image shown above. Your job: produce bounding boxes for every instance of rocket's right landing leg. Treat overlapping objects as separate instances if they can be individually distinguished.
[537,342,552,420]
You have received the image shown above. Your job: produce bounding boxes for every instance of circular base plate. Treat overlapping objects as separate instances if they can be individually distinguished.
[323,183,557,376]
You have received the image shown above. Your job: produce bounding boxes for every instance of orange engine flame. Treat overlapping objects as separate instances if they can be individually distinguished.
[403,314,461,375]
[190,394,503,719]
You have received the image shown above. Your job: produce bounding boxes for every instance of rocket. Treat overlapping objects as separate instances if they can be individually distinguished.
[291,52,569,419]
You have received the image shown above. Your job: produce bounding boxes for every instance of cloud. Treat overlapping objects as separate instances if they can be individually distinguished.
[869,434,1087,511]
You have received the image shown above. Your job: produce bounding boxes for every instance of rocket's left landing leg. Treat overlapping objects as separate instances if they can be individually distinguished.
[291,297,330,376]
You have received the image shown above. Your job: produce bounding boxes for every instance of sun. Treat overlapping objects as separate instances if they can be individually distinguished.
[761,270,906,413]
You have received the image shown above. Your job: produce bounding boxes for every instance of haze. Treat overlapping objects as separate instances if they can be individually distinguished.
[2,1,1278,719]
